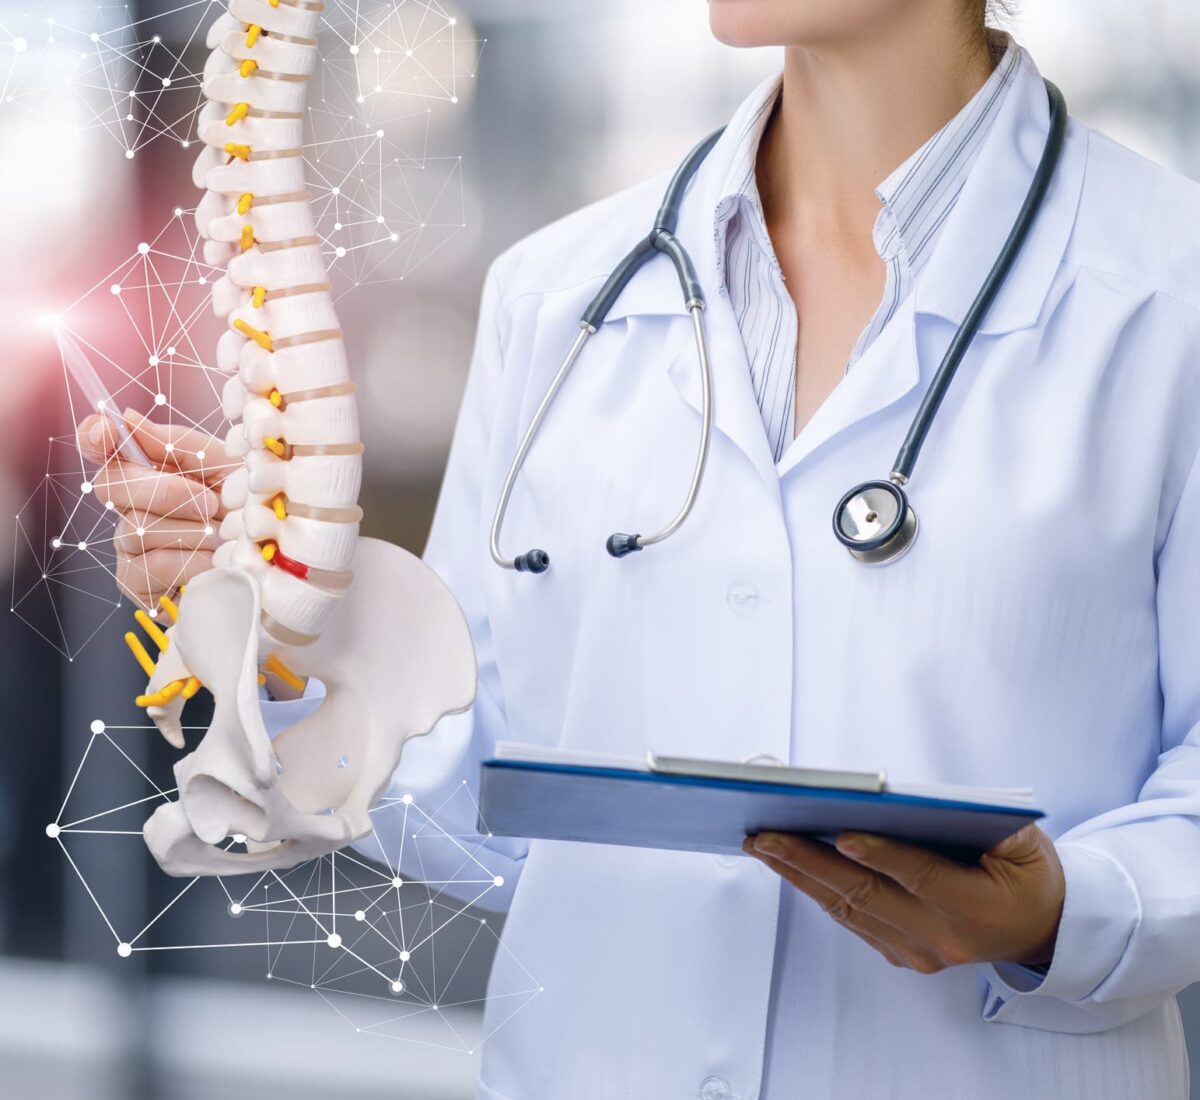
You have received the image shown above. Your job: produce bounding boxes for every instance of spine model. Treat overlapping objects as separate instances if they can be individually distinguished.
[197,0,360,649]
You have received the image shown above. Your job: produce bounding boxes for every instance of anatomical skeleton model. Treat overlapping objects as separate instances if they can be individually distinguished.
[123,0,476,877]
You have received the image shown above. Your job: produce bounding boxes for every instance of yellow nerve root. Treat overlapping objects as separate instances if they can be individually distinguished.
[246,24,262,47]
[240,58,259,77]
[134,609,169,652]
[265,653,306,692]
[234,318,273,350]
[124,632,156,678]
[237,192,254,215]
[226,102,250,126]
[252,286,267,308]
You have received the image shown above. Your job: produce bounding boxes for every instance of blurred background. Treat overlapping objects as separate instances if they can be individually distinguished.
[0,1,1197,1097]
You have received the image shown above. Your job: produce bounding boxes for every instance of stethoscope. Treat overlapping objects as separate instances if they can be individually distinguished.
[491,79,1067,573]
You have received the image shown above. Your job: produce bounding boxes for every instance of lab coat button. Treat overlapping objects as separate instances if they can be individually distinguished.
[726,581,759,615]
[699,1075,732,1100]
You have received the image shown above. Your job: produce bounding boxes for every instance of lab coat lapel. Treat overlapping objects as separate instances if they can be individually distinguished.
[775,294,921,479]
[660,288,782,497]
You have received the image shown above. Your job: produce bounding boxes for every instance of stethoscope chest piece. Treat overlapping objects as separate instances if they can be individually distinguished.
[832,479,918,566]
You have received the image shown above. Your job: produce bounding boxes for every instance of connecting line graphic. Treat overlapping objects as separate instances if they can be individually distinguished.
[1,3,486,159]
[49,717,542,1052]
[14,5,481,659]
[21,0,523,1057]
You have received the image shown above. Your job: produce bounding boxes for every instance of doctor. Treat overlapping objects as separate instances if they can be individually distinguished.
[82,0,1200,1096]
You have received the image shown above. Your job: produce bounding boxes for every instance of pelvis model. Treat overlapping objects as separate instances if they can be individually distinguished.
[125,0,476,877]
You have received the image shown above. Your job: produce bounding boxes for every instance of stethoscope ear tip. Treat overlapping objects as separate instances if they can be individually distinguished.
[606,533,643,559]
[514,549,550,573]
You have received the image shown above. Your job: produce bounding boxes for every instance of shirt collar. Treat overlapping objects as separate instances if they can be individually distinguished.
[713,32,1022,285]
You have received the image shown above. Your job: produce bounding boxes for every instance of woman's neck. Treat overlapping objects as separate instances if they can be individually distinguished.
[757,19,997,240]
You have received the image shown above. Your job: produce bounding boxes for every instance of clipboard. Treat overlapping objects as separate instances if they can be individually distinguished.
[478,746,1043,861]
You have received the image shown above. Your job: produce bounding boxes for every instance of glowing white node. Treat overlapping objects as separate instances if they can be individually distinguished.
[204,525,213,536]
[449,16,457,24]
[376,129,384,138]
[376,215,385,224]
[181,141,190,149]
[198,276,207,285]
[374,85,381,93]
[81,481,92,493]
[326,933,342,948]
[45,823,61,838]
[390,233,399,242]
[50,538,61,549]
[90,720,105,734]
[110,283,121,295]
[135,527,145,537]
[77,541,87,551]
[374,46,380,55]
[405,49,412,57]
[163,442,174,454]
[148,355,159,367]
[117,943,132,958]
[391,877,402,888]
[356,95,364,103]
[154,393,166,405]
[125,113,133,122]
[334,221,342,231]
[354,910,365,921]
[399,949,410,962]
[349,44,359,55]
[400,793,413,805]
[493,875,504,887]
[167,345,176,355]
[105,501,115,511]
[125,150,135,160]
[229,902,242,916]
[13,37,28,52]
[331,186,340,195]
[390,980,403,993]
[137,242,150,255]
[90,32,98,42]
[152,35,161,43]
[162,78,171,87]
[196,450,205,460]
[335,247,346,258]
[452,96,459,104]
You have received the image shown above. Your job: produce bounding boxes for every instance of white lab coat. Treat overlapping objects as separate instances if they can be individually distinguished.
[372,54,1200,1100]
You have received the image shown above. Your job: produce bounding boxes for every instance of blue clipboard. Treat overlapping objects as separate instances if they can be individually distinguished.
[479,756,1044,861]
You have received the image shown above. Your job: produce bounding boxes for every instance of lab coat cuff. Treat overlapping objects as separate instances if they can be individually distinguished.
[982,841,1140,1018]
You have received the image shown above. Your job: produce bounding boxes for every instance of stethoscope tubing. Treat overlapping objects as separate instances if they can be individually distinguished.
[491,79,1068,573]
[889,79,1067,482]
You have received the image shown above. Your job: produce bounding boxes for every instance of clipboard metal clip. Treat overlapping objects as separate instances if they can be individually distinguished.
[646,751,887,794]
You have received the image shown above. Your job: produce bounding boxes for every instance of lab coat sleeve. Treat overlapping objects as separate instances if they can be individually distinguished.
[981,439,1200,1033]
[352,258,527,913]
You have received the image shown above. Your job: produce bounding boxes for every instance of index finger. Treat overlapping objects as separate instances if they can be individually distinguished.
[77,409,232,488]
[834,832,969,900]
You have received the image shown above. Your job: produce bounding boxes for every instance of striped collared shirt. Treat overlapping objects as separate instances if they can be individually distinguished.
[715,35,1021,463]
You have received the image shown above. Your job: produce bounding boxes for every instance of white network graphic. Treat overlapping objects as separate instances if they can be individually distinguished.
[50,717,541,1050]
[12,0,483,657]
[8,0,527,1054]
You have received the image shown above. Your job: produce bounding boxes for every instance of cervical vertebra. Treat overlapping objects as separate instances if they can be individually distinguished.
[131,0,476,877]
